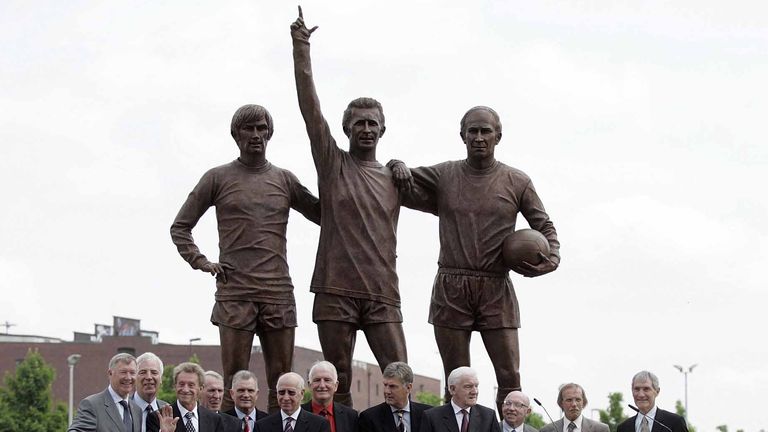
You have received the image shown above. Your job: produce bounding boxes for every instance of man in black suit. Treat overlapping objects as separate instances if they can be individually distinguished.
[359,362,432,432]
[133,353,168,432]
[301,361,358,432]
[617,371,688,432]
[255,372,330,432]
[223,370,268,431]
[164,362,224,432]
[420,367,500,432]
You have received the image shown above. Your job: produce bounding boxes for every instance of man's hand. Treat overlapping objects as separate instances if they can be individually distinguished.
[157,405,178,432]
[201,262,235,284]
[512,253,558,278]
[387,160,414,192]
[290,5,318,43]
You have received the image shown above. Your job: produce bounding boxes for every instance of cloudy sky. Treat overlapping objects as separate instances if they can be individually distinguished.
[1,1,766,430]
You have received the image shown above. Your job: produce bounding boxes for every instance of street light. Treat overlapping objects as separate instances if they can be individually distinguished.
[673,363,697,419]
[188,337,201,356]
[67,354,81,426]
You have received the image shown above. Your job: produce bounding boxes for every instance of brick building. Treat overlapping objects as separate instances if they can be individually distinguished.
[0,317,440,413]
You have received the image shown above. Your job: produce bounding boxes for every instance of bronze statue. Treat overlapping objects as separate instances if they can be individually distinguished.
[170,104,320,412]
[290,7,416,407]
[389,106,560,415]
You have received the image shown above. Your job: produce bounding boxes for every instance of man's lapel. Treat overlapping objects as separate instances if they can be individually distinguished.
[103,390,125,432]
[441,405,460,432]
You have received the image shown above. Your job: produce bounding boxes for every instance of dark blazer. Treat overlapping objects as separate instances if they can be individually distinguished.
[142,398,169,432]
[617,408,688,432]
[255,409,331,432]
[171,402,224,432]
[359,401,432,432]
[222,408,270,432]
[68,388,143,432]
[420,404,501,432]
[499,422,538,432]
[301,401,358,432]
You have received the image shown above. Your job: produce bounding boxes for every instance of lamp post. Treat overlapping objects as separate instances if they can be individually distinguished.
[188,337,201,356]
[673,363,697,418]
[67,354,81,426]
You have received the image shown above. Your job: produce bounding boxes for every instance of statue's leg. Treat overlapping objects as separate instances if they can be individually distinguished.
[434,325,472,403]
[317,321,357,407]
[363,322,408,369]
[480,328,520,419]
[259,327,295,413]
[219,324,256,412]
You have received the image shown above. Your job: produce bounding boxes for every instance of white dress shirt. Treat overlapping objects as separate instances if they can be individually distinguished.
[177,401,199,432]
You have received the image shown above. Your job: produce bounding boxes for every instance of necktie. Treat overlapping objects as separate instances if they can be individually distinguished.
[512,429,517,432]
[119,400,133,432]
[460,409,469,432]
[640,417,650,432]
[567,422,576,432]
[285,417,294,432]
[144,405,154,432]
[395,409,405,432]
[185,412,196,432]
[243,415,252,432]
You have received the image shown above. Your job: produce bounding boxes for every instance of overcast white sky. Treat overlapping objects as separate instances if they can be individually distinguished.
[1,1,766,430]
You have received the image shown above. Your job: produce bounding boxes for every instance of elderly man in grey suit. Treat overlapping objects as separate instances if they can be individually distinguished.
[500,391,537,432]
[132,353,169,432]
[539,384,607,432]
[69,352,143,432]
[421,367,500,432]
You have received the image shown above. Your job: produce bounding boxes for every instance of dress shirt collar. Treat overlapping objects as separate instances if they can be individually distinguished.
[311,400,334,415]
[562,415,583,432]
[281,407,302,423]
[451,400,471,415]
[235,406,256,419]
[634,405,658,431]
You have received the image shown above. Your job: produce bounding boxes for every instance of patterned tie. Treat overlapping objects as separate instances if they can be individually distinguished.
[119,400,133,432]
[640,416,650,432]
[185,412,196,432]
[285,417,294,432]
[460,409,469,432]
[567,422,576,432]
[243,415,251,432]
[395,409,405,432]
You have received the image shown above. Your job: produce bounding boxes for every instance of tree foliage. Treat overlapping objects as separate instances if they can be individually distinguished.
[598,392,627,432]
[525,412,546,429]
[415,391,442,406]
[675,400,695,432]
[0,349,68,432]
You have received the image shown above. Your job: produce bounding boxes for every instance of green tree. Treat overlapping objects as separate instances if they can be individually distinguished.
[525,412,546,429]
[716,426,727,432]
[415,391,442,406]
[675,400,695,432]
[598,392,627,432]
[0,349,68,432]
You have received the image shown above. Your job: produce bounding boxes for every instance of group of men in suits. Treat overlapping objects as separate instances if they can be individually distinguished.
[67,352,687,432]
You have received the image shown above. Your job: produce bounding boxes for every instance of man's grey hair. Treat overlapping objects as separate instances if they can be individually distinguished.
[173,362,205,387]
[108,353,136,369]
[382,362,414,385]
[277,372,305,390]
[632,370,660,392]
[309,361,338,382]
[204,370,224,382]
[136,352,164,375]
[232,370,259,388]
[447,366,477,387]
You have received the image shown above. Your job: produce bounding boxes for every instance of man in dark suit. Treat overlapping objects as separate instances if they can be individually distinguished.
[301,361,358,432]
[223,370,268,431]
[499,391,537,432]
[133,353,168,432]
[68,352,143,432]
[420,367,500,432]
[539,384,608,432]
[617,371,688,432]
[255,372,330,432]
[166,362,224,432]
[359,362,432,432]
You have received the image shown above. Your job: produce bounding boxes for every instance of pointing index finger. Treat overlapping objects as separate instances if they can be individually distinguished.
[298,5,303,19]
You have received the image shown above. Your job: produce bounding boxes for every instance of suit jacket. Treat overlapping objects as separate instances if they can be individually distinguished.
[539,418,609,432]
[420,403,501,432]
[359,401,432,432]
[255,409,331,432]
[222,408,269,432]
[68,388,143,432]
[301,401,358,432]
[616,408,688,432]
[171,402,224,432]
[141,397,168,432]
[499,421,538,432]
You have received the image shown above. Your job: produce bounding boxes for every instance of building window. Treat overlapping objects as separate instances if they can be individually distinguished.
[376,384,379,396]
[420,384,424,392]
[357,380,361,392]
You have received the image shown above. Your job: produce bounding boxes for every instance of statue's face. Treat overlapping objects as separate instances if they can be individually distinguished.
[346,107,384,152]
[235,118,270,156]
[461,110,500,165]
